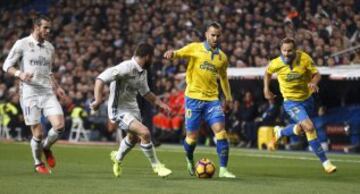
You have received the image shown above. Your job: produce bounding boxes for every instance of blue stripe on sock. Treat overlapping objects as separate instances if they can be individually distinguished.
[140,143,152,150]
[32,137,41,143]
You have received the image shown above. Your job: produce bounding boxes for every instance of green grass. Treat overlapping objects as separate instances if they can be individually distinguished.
[1,142,360,194]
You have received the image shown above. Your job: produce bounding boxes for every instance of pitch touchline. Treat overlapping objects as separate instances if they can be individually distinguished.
[158,147,360,164]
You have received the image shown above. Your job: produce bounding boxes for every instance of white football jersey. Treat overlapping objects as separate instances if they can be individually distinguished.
[3,35,54,98]
[97,57,150,121]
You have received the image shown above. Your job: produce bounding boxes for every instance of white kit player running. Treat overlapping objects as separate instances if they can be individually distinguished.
[2,15,65,174]
[91,43,172,177]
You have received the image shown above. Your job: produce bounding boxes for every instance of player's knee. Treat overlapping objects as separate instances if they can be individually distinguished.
[127,134,139,144]
[32,132,44,140]
[52,122,65,130]
[186,132,198,140]
[138,127,151,142]
[300,119,315,132]
[293,124,303,135]
[55,127,65,135]
[31,124,43,139]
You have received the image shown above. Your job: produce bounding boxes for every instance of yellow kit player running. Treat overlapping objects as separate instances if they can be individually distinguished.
[264,37,336,174]
[164,22,235,178]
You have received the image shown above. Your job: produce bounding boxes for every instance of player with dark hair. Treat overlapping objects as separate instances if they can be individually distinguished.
[91,43,172,177]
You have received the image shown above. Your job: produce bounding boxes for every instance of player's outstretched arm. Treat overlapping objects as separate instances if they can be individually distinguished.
[263,72,276,100]
[308,72,321,93]
[50,74,65,98]
[143,92,171,114]
[91,78,105,111]
[219,65,233,113]
[163,49,174,59]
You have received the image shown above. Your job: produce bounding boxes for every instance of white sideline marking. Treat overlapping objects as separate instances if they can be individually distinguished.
[4,141,360,164]
[158,146,360,164]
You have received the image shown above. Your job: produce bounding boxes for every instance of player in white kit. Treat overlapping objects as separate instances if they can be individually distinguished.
[91,43,172,177]
[2,15,65,174]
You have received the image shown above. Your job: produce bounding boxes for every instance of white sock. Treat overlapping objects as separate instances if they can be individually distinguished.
[43,128,63,150]
[31,137,43,165]
[116,136,135,161]
[140,142,160,166]
[322,160,330,167]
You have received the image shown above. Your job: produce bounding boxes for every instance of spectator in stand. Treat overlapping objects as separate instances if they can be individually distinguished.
[239,91,258,148]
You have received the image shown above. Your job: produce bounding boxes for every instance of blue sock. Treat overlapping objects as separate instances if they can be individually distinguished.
[216,139,229,167]
[280,124,296,137]
[308,139,327,163]
[183,140,196,161]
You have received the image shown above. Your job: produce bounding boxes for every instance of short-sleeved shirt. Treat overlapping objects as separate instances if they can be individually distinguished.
[3,35,55,98]
[266,51,318,101]
[174,42,230,101]
[97,57,150,120]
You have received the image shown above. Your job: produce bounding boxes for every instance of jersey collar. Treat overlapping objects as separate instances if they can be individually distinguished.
[29,34,45,47]
[203,41,220,60]
[280,52,300,70]
[131,57,144,72]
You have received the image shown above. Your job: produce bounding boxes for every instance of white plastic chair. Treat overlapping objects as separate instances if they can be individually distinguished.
[69,118,91,142]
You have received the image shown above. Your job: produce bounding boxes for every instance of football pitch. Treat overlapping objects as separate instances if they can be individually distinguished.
[1,142,360,194]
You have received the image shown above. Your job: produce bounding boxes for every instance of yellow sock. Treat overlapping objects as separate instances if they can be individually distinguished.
[305,130,318,141]
[215,130,228,140]
[185,136,197,145]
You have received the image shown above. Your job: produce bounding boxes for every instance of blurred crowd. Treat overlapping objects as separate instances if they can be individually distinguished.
[1,0,360,146]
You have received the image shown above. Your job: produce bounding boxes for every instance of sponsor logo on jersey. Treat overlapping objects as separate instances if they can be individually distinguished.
[30,56,51,66]
[200,61,217,73]
[286,71,302,81]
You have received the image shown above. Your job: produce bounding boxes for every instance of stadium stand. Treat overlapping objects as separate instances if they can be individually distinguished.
[0,0,360,152]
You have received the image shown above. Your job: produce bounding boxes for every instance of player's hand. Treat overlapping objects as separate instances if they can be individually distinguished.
[264,88,276,100]
[56,87,66,98]
[19,72,33,82]
[223,100,232,113]
[163,50,174,59]
[157,102,171,114]
[308,82,319,93]
[90,100,102,112]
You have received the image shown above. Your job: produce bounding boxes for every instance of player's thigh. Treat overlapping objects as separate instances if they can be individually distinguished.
[210,122,225,134]
[283,100,309,123]
[204,100,225,133]
[20,97,42,126]
[116,112,149,137]
[185,97,203,132]
[43,95,64,129]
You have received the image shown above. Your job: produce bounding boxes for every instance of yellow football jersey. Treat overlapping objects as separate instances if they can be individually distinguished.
[174,42,232,101]
[266,51,318,101]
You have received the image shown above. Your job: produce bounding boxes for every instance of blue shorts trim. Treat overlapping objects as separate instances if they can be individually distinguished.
[185,97,225,131]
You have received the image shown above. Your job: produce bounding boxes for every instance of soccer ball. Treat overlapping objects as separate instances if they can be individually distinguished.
[195,158,216,178]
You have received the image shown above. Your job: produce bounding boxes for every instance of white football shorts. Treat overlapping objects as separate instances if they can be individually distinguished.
[20,94,63,125]
[110,110,141,131]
